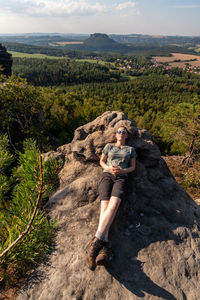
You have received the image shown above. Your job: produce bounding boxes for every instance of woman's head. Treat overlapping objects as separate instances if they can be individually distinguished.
[115,126,128,143]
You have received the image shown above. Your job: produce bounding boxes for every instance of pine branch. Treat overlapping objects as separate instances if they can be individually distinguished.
[0,154,44,259]
[7,124,16,152]
[42,165,61,194]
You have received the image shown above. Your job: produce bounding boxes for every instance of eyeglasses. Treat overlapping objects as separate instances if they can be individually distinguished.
[117,130,127,135]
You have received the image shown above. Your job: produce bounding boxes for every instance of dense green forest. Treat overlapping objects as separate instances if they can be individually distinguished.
[1,67,200,154]
[12,58,120,86]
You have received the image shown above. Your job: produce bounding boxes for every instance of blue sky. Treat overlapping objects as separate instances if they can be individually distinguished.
[0,0,199,35]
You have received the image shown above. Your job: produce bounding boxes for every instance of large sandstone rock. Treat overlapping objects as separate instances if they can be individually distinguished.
[0,44,12,76]
[17,111,200,300]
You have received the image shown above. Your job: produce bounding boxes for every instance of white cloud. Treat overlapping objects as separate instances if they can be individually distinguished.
[32,0,106,16]
[0,0,139,17]
[0,0,107,17]
[116,1,136,11]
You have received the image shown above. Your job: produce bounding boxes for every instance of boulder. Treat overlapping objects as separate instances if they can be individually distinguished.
[17,111,200,300]
[0,44,12,76]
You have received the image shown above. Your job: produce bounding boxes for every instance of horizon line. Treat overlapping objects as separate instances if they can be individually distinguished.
[0,32,200,38]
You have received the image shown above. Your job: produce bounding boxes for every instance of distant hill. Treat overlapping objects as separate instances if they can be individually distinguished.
[83,33,129,51]
[1,33,199,56]
[56,33,199,55]
[110,34,200,46]
[1,32,200,48]
[64,33,132,53]
[0,34,89,46]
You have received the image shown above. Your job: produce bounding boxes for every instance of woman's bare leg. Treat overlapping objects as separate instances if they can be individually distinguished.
[99,200,109,223]
[96,196,121,240]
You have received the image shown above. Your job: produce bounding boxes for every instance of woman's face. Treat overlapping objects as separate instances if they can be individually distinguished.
[116,127,128,142]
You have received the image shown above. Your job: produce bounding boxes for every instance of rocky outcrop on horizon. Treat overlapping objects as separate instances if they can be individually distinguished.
[0,44,12,76]
[65,33,131,53]
[17,111,200,300]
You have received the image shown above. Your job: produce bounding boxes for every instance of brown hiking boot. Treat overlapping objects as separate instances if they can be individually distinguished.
[96,242,111,266]
[86,237,105,271]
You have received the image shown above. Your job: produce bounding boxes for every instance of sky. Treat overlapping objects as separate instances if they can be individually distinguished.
[0,0,199,36]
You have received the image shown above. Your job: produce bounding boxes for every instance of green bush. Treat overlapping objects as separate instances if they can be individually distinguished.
[182,168,200,189]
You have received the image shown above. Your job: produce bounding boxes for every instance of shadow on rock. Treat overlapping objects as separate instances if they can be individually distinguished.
[105,166,200,300]
[107,259,177,300]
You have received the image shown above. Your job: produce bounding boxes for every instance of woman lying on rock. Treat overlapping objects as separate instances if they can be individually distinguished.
[86,126,137,270]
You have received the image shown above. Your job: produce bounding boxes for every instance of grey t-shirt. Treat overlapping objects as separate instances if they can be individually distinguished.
[102,143,137,176]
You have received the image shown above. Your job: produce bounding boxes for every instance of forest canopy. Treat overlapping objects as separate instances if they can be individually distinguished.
[1,69,200,155]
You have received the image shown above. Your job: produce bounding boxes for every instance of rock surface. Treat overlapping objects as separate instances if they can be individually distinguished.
[17,111,200,300]
[0,44,12,76]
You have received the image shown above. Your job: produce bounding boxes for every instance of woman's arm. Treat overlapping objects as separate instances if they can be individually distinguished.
[100,153,109,171]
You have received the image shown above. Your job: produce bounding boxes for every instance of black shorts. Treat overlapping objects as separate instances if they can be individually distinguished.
[98,172,127,201]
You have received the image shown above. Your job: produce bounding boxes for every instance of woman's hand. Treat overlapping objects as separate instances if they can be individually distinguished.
[100,153,128,175]
[114,158,136,175]
[108,165,124,175]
